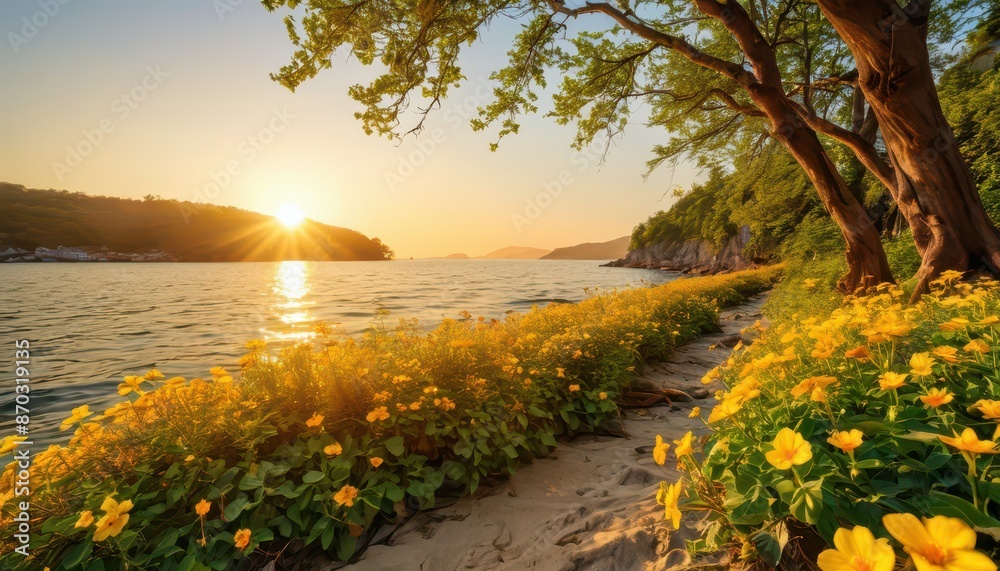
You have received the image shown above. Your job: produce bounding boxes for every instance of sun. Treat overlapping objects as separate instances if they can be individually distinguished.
[275,203,306,228]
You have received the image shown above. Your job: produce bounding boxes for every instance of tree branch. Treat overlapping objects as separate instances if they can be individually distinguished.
[787,100,896,190]
[544,1,758,87]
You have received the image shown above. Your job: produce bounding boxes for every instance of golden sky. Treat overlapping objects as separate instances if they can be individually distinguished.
[0,1,697,258]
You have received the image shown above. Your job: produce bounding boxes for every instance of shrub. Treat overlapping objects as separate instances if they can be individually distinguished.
[0,267,782,570]
[663,271,1000,568]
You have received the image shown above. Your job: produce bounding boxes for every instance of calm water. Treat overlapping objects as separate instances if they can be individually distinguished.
[0,260,676,443]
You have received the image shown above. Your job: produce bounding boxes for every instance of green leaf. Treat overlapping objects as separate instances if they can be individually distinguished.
[789,480,824,525]
[336,533,357,560]
[61,539,93,570]
[223,496,249,521]
[239,473,263,490]
[384,436,406,456]
[385,484,405,502]
[749,529,782,567]
[302,470,326,484]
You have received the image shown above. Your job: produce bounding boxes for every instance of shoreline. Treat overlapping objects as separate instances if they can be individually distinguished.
[323,295,767,571]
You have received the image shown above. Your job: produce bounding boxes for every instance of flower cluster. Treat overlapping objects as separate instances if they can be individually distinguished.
[0,267,782,569]
[660,272,1000,567]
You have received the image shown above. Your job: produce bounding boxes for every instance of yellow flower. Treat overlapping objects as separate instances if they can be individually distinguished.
[74,510,94,528]
[817,525,894,571]
[324,442,343,456]
[701,366,721,385]
[883,513,997,571]
[93,496,133,541]
[143,369,164,380]
[435,397,457,410]
[0,435,26,455]
[674,432,694,458]
[978,316,1000,327]
[939,427,999,454]
[598,392,608,400]
[765,428,813,470]
[920,387,953,408]
[965,339,990,354]
[827,430,864,453]
[117,375,144,396]
[195,499,211,517]
[305,413,324,428]
[862,314,912,343]
[568,384,581,393]
[688,407,701,418]
[931,346,960,364]
[811,387,828,403]
[333,484,359,507]
[210,366,229,378]
[60,405,93,431]
[910,353,935,377]
[844,346,874,362]
[707,399,741,423]
[655,480,684,530]
[233,528,252,550]
[556,368,565,378]
[727,377,762,405]
[970,400,1000,420]
[878,372,907,391]
[652,435,670,466]
[408,401,421,411]
[939,317,970,332]
[370,457,384,468]
[791,376,838,399]
[366,406,390,422]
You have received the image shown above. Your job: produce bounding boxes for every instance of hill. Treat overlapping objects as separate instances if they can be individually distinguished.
[541,236,629,260]
[0,183,393,262]
[480,246,551,259]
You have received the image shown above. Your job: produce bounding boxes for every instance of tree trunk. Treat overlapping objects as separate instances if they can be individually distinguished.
[691,0,894,292]
[818,0,1000,296]
[749,86,895,292]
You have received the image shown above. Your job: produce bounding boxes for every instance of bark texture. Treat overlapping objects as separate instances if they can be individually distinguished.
[818,0,1000,296]
[694,0,894,291]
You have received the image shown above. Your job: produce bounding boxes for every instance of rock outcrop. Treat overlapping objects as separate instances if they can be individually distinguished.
[605,226,754,274]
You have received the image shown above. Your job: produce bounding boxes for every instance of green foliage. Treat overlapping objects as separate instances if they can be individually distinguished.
[0,184,392,261]
[883,230,922,283]
[631,146,820,259]
[680,274,1000,566]
[940,62,1000,226]
[0,268,782,569]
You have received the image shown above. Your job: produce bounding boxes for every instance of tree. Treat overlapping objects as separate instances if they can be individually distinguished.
[816,0,1000,295]
[263,0,895,290]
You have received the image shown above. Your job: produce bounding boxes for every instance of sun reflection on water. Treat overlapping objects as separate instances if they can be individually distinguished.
[267,261,317,342]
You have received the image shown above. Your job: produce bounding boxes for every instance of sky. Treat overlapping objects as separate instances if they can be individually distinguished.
[0,0,698,259]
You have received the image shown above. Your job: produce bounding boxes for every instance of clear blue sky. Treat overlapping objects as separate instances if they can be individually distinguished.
[0,0,697,258]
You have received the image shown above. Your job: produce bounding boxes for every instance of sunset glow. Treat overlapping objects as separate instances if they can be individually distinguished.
[275,203,305,228]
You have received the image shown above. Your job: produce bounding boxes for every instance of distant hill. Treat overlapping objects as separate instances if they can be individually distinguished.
[541,236,630,260]
[481,246,552,259]
[0,183,393,262]
[444,253,469,259]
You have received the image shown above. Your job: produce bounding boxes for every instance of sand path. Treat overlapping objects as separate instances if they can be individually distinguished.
[338,295,766,571]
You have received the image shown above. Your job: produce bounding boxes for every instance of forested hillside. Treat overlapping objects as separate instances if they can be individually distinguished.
[0,183,393,262]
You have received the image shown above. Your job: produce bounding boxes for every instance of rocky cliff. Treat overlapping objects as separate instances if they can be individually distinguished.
[605,226,754,274]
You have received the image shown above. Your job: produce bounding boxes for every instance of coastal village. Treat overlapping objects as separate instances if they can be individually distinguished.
[0,245,177,263]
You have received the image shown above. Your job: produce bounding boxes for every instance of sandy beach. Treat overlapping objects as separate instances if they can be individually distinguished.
[328,295,767,571]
